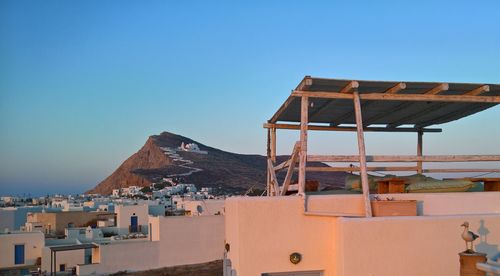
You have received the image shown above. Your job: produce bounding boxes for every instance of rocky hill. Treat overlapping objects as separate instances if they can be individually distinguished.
[87,132,349,195]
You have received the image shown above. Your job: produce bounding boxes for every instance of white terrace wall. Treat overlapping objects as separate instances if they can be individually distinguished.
[225,197,338,276]
[337,214,500,276]
[151,215,225,266]
[382,191,500,215]
[41,247,85,273]
[225,194,500,276]
[115,204,148,234]
[0,232,44,269]
[307,191,500,216]
[183,199,225,216]
[77,240,159,275]
[79,215,224,275]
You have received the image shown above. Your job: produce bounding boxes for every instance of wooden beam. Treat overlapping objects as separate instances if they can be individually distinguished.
[267,158,280,196]
[305,166,418,172]
[281,142,300,196]
[353,91,372,217]
[464,85,490,96]
[263,123,442,133]
[292,91,500,103]
[361,92,499,103]
[424,169,500,173]
[340,81,360,93]
[293,91,353,99]
[385,82,407,94]
[330,82,407,126]
[270,128,276,163]
[274,159,295,171]
[307,81,359,121]
[266,129,271,196]
[297,76,313,90]
[425,83,449,95]
[307,155,500,162]
[364,83,448,127]
[271,76,313,123]
[387,84,487,128]
[298,96,308,195]
[417,131,423,174]
[267,166,270,196]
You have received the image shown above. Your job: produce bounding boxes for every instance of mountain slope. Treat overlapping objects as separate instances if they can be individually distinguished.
[88,131,349,195]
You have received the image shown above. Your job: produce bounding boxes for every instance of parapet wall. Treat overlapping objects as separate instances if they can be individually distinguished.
[337,214,500,276]
[306,191,500,216]
[225,194,500,276]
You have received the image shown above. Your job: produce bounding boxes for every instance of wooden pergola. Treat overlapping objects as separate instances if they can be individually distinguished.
[265,76,500,217]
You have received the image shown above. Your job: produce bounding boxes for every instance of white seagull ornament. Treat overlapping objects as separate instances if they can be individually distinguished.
[461,221,479,253]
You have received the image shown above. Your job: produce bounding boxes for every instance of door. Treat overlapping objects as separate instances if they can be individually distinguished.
[130,215,138,232]
[14,244,25,265]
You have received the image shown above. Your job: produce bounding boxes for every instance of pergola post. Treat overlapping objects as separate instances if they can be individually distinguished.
[353,91,372,217]
[270,128,276,163]
[54,251,57,275]
[298,96,309,195]
[271,128,277,195]
[417,131,423,174]
[51,250,53,276]
[266,129,271,196]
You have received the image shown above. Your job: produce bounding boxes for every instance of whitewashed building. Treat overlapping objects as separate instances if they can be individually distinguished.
[115,204,148,234]
[0,230,44,272]
[77,214,224,275]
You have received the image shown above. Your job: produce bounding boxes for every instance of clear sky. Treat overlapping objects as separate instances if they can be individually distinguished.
[1,0,499,196]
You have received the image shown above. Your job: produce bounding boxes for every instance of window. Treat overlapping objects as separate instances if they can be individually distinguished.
[14,244,25,265]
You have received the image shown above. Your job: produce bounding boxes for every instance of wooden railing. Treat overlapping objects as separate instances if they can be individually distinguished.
[268,152,500,196]
[304,155,500,173]
[267,142,300,196]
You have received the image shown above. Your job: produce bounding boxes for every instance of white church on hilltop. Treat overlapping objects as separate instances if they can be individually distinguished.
[179,142,208,154]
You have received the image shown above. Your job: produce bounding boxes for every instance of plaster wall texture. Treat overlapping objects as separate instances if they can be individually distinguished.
[27,211,113,235]
[77,240,160,275]
[0,231,44,268]
[337,214,500,276]
[115,204,148,231]
[381,191,500,215]
[307,191,500,216]
[226,194,500,276]
[41,247,85,273]
[154,215,225,266]
[78,215,224,275]
[183,199,225,216]
[225,197,338,276]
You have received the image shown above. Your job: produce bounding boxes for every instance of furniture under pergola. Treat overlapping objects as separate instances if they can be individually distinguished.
[265,76,500,217]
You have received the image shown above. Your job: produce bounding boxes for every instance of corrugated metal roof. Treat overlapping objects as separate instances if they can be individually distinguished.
[270,77,500,128]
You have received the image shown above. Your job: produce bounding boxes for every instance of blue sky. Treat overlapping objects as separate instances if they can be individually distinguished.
[1,0,499,195]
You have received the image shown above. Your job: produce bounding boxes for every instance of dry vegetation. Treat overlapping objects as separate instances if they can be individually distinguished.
[111,260,223,276]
